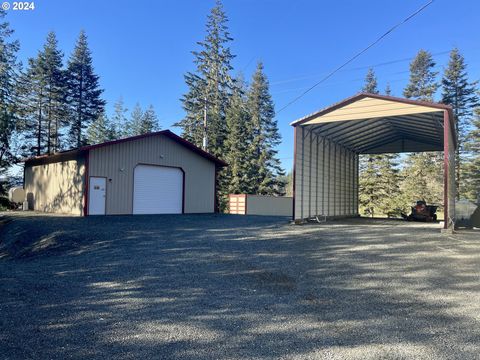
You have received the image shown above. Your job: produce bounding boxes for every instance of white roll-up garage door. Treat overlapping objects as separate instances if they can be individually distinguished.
[133,165,183,214]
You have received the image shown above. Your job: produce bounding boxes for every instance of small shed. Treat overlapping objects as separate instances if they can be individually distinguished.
[291,93,456,229]
[23,130,227,216]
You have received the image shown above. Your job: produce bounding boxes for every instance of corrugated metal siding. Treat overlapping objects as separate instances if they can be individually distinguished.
[88,135,215,215]
[24,157,85,216]
[294,127,358,220]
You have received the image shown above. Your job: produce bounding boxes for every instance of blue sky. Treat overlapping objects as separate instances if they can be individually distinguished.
[6,0,480,171]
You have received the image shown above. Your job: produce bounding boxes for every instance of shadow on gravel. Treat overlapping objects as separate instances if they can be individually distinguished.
[0,214,479,359]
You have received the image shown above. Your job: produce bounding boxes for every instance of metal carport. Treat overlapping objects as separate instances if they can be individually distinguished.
[291,93,456,229]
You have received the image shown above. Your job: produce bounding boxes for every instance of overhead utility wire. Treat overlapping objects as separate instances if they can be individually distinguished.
[276,0,435,114]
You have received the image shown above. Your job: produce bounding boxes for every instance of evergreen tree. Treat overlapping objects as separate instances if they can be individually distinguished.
[403,49,438,101]
[0,10,20,175]
[463,108,480,202]
[141,105,160,134]
[247,62,285,195]
[175,0,234,156]
[358,68,402,216]
[385,83,392,96]
[126,102,144,136]
[402,49,443,209]
[376,154,401,214]
[362,68,379,94]
[40,32,68,153]
[66,30,105,147]
[111,97,128,138]
[17,32,67,155]
[86,112,116,144]
[441,48,479,198]
[224,76,250,195]
[359,155,380,217]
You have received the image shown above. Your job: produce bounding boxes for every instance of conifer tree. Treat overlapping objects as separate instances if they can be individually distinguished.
[402,49,442,208]
[175,0,234,156]
[111,97,128,138]
[385,83,392,96]
[141,105,160,134]
[66,30,105,147]
[359,155,380,217]
[403,49,438,101]
[441,48,479,198]
[362,68,379,94]
[40,32,68,153]
[247,62,285,195]
[0,10,20,174]
[376,154,401,214]
[18,32,67,155]
[224,76,250,195]
[126,103,144,136]
[86,112,116,145]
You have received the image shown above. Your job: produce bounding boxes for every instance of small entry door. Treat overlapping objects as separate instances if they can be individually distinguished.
[89,177,106,215]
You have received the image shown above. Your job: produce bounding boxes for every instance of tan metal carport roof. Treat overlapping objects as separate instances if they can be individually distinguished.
[291,93,456,154]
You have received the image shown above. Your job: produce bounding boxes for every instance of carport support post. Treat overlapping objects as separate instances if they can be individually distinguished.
[443,110,450,229]
[322,138,326,215]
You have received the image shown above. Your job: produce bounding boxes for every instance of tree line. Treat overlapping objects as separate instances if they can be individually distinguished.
[0,9,162,169]
[359,48,480,217]
[174,0,286,208]
[0,2,285,208]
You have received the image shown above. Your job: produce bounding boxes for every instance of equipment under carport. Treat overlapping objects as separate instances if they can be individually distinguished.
[402,200,438,222]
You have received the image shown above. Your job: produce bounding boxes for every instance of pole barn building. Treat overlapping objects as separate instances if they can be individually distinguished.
[291,93,456,230]
[23,130,227,216]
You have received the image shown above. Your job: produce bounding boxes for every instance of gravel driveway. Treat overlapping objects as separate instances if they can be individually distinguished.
[0,214,479,359]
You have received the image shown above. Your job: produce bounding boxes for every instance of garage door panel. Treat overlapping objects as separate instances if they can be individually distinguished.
[133,165,183,214]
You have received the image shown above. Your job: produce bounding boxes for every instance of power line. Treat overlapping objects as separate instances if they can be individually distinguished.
[276,0,435,115]
[271,50,450,87]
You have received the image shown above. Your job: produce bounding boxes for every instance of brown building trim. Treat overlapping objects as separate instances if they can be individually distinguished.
[83,150,90,216]
[23,130,227,168]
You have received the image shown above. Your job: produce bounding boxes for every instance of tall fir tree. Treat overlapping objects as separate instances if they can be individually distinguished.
[111,97,128,138]
[0,9,20,176]
[40,32,68,153]
[359,155,380,217]
[247,62,285,195]
[66,30,105,147]
[223,76,250,195]
[126,102,144,136]
[18,32,67,155]
[86,112,116,145]
[362,68,379,94]
[441,48,479,198]
[175,0,234,157]
[358,68,402,216]
[402,49,442,208]
[463,108,480,202]
[141,105,160,134]
[384,83,392,96]
[403,49,438,101]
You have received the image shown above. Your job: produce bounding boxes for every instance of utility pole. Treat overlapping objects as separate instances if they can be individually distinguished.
[203,95,208,151]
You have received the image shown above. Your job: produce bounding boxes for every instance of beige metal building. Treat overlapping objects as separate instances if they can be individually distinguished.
[291,93,456,229]
[24,130,227,216]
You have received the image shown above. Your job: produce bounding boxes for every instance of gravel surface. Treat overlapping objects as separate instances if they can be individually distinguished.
[0,213,479,359]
